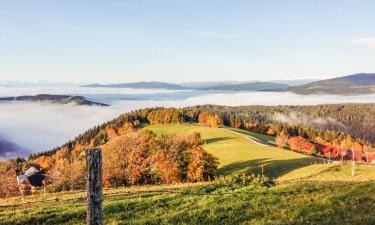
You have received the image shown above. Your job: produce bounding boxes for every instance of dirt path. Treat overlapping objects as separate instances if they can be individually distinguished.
[224,128,273,147]
[225,128,339,163]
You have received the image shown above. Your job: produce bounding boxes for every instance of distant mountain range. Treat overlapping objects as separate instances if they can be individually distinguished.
[289,73,375,95]
[180,79,317,88]
[82,81,291,91]
[198,82,290,91]
[82,81,188,90]
[0,94,108,106]
[82,79,317,91]
[7,74,373,95]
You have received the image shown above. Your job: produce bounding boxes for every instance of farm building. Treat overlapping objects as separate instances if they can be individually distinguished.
[16,166,45,196]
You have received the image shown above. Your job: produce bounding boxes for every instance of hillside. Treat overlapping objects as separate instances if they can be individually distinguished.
[2,124,375,224]
[1,178,375,225]
[2,105,374,192]
[146,124,317,178]
[198,82,290,91]
[290,73,375,95]
[82,81,188,90]
[0,94,108,106]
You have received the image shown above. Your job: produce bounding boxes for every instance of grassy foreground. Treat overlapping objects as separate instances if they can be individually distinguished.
[1,180,375,225]
[2,124,375,224]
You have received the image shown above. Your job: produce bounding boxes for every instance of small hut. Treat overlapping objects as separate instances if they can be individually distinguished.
[16,166,45,196]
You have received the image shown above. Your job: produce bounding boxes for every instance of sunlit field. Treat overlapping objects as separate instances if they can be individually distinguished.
[1,124,375,225]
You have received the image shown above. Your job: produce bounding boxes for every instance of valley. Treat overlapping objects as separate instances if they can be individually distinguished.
[2,2,375,224]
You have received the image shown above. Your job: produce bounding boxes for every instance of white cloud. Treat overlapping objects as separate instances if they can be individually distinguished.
[121,2,137,8]
[352,37,375,49]
[186,30,236,38]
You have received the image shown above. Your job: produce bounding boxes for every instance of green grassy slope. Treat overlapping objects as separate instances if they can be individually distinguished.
[146,124,317,178]
[147,124,375,181]
[226,127,277,146]
[2,124,375,224]
[1,181,375,225]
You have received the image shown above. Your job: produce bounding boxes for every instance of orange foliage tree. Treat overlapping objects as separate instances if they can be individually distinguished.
[276,130,289,148]
[198,112,222,127]
[0,161,19,198]
[102,130,218,188]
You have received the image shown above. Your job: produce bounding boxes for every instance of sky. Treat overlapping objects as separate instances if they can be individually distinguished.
[0,0,375,83]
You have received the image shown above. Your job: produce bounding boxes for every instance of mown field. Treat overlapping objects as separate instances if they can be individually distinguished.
[1,124,375,225]
[147,124,320,179]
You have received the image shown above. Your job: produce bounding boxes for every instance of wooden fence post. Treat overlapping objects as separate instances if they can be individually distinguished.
[86,148,103,225]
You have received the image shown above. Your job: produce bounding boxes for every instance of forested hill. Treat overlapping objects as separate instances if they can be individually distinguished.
[289,73,375,95]
[9,103,372,197]
[29,103,375,163]
[0,94,108,106]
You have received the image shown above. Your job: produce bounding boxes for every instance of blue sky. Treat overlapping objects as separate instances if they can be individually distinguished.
[0,0,375,83]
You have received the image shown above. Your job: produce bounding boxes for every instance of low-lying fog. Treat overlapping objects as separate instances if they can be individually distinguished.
[1,86,375,159]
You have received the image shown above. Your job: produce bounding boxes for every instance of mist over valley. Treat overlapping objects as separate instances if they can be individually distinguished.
[1,85,375,158]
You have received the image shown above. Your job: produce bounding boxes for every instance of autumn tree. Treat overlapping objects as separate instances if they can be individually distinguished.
[102,130,218,187]
[276,130,289,149]
[198,112,222,127]
[159,132,218,182]
[0,161,19,198]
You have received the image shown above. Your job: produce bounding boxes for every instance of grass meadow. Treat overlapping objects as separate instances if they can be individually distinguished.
[1,124,375,224]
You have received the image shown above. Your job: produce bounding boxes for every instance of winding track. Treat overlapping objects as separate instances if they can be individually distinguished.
[224,128,273,147]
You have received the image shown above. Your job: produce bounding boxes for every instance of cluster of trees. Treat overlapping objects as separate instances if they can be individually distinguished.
[274,125,374,162]
[197,111,222,127]
[147,108,184,124]
[187,104,375,144]
[102,130,218,187]
[35,129,218,191]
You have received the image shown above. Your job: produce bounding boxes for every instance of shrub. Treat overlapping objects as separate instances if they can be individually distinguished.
[184,173,275,195]
[214,173,275,188]
[310,146,318,156]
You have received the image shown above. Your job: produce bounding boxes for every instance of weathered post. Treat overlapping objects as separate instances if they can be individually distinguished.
[328,151,331,164]
[86,148,103,225]
[351,147,355,177]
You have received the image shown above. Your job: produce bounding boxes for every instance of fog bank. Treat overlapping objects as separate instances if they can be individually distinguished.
[1,88,375,158]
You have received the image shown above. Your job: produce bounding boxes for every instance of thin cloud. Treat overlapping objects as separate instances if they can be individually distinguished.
[120,2,137,8]
[352,37,375,49]
[186,30,237,38]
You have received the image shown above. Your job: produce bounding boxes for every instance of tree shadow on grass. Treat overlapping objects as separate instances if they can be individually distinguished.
[218,157,318,178]
[204,137,235,144]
